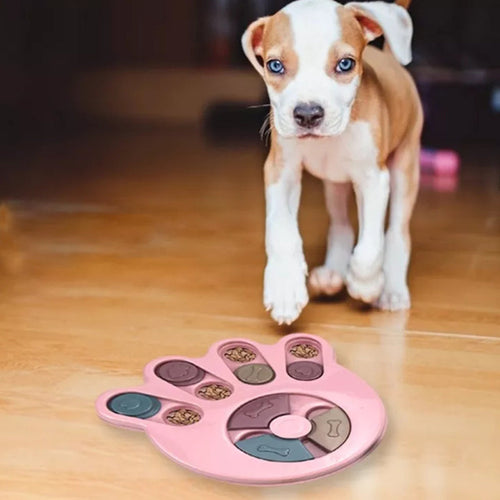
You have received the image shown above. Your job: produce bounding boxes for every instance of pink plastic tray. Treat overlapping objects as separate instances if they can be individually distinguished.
[96,333,386,486]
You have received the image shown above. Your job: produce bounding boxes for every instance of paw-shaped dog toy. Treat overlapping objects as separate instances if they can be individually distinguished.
[96,334,386,486]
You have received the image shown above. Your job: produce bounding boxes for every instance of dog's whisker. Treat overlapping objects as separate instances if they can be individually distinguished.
[259,113,272,145]
[259,115,269,137]
[248,103,271,109]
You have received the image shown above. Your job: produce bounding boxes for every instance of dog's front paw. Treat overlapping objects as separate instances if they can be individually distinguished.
[264,257,308,325]
[346,248,384,304]
[376,286,410,311]
[308,266,344,296]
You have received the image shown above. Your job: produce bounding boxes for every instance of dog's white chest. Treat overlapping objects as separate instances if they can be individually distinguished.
[295,121,379,183]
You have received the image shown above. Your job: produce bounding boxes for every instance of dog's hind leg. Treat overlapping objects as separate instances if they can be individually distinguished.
[309,182,355,296]
[377,141,420,311]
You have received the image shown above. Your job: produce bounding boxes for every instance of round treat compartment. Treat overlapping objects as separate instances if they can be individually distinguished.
[197,383,232,400]
[218,342,268,370]
[285,338,324,381]
[165,407,202,426]
[290,343,319,359]
[224,346,257,363]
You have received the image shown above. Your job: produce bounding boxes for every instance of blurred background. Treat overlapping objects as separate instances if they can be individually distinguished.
[0,0,499,149]
[0,0,498,276]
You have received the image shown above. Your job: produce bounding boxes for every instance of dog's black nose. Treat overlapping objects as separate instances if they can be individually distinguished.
[293,103,325,128]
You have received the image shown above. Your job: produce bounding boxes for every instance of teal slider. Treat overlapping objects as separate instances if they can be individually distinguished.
[108,392,162,419]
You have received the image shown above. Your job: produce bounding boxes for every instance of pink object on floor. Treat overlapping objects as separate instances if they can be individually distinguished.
[420,149,460,176]
[96,333,387,486]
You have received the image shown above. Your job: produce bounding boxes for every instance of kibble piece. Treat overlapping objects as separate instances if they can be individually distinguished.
[290,343,319,359]
[166,408,201,425]
[197,384,232,400]
[224,346,257,363]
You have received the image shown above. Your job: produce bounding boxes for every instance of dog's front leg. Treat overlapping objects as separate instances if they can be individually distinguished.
[263,148,308,325]
[347,167,390,304]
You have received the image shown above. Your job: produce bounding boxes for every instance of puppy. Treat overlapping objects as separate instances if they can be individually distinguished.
[242,0,423,324]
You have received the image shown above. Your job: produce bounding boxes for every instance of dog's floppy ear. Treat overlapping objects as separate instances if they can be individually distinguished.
[345,2,413,65]
[242,17,270,76]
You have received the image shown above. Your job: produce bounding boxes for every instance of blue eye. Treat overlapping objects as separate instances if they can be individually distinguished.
[267,59,285,74]
[336,58,356,73]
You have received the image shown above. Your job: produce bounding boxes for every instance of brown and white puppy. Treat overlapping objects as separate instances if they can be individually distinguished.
[242,0,423,324]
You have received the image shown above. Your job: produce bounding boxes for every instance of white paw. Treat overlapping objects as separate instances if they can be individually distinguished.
[308,266,344,296]
[264,257,309,325]
[376,286,411,311]
[346,250,384,303]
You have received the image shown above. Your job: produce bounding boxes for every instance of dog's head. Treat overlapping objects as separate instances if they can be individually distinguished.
[242,0,413,138]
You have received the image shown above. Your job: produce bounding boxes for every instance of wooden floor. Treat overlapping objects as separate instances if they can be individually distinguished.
[0,128,499,499]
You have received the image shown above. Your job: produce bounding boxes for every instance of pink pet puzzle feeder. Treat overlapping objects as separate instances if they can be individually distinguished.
[96,333,387,486]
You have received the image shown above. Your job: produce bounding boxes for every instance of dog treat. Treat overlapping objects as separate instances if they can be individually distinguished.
[166,408,201,425]
[287,361,323,381]
[197,384,232,400]
[155,360,205,386]
[224,346,257,363]
[290,343,319,359]
[234,364,275,385]
[108,392,161,419]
